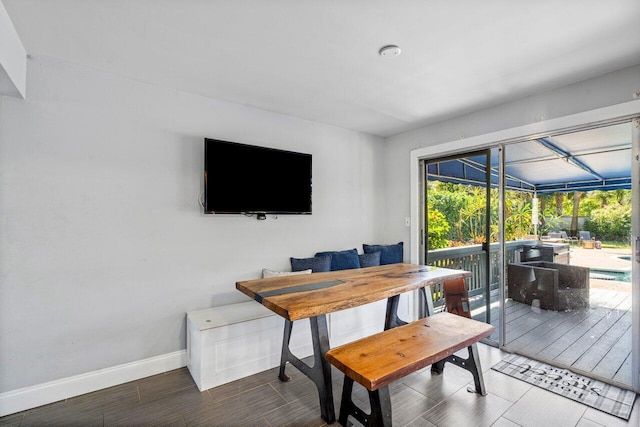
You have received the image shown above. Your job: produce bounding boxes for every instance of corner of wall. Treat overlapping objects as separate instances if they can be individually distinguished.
[0,2,27,99]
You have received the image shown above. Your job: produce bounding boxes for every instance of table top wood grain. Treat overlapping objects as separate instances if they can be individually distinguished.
[325,312,495,390]
[236,263,471,321]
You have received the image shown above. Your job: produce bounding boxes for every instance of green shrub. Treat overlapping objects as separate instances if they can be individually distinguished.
[427,209,450,249]
[584,204,631,241]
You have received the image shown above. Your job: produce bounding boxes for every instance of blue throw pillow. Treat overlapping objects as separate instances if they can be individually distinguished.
[362,242,403,265]
[290,255,332,272]
[358,251,381,268]
[315,249,361,271]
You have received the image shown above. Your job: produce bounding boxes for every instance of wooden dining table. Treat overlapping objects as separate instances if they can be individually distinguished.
[236,263,471,423]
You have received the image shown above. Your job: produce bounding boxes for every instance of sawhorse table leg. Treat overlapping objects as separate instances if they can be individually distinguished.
[385,286,436,331]
[278,316,336,423]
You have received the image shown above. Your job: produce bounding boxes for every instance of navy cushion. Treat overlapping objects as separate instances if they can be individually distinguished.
[315,249,360,271]
[362,242,403,265]
[358,251,381,268]
[290,255,332,272]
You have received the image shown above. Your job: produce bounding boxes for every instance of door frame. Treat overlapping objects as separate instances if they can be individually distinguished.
[632,117,640,392]
[409,99,640,391]
[422,150,492,324]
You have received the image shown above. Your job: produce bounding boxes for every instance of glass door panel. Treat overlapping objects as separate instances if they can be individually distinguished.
[502,123,635,389]
[424,150,499,343]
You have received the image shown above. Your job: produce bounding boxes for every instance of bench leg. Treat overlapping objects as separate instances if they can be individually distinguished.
[338,376,392,427]
[337,376,353,426]
[369,386,393,427]
[430,343,487,396]
[278,316,336,423]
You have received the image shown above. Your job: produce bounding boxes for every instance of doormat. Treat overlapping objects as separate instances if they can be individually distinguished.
[492,354,637,420]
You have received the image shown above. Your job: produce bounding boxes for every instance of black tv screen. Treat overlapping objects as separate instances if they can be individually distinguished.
[204,138,312,215]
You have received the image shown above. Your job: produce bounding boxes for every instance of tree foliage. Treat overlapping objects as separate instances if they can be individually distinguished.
[426,181,632,247]
[504,195,532,240]
[427,182,534,245]
[427,209,450,249]
[584,204,632,241]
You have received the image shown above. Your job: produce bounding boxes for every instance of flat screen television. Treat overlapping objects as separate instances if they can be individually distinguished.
[204,138,312,215]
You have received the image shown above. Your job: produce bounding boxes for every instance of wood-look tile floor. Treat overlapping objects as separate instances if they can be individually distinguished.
[1,344,638,426]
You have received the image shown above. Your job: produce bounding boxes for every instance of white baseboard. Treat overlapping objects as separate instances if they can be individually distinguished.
[0,350,188,417]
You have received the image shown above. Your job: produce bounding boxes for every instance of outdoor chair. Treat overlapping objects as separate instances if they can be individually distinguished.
[579,231,595,248]
[560,231,578,244]
[443,278,471,318]
[541,232,563,242]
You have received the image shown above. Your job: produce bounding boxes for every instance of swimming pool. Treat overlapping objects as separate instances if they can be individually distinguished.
[590,269,631,282]
[617,255,631,262]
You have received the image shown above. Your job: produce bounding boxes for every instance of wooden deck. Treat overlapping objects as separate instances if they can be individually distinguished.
[480,287,632,386]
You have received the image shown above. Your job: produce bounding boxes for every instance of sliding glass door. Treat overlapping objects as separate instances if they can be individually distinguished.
[416,116,639,392]
[631,117,639,392]
[422,150,499,343]
[501,123,635,389]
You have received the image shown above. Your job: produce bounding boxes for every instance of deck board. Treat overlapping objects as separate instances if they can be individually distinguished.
[490,288,633,387]
[591,323,632,379]
[564,308,631,370]
[532,310,606,360]
[505,308,592,354]
[613,352,632,384]
[551,306,628,366]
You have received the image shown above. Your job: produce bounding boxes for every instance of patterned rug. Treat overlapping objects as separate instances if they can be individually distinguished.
[492,354,637,420]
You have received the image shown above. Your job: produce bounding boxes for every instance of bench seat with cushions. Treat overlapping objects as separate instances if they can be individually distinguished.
[290,242,403,273]
[187,243,405,393]
[290,243,410,331]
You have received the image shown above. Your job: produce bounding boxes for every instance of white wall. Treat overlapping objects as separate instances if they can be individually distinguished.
[2,53,637,403]
[0,56,386,393]
[383,65,640,247]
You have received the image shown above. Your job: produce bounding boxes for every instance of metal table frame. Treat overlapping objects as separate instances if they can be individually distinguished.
[236,263,471,424]
[278,295,412,423]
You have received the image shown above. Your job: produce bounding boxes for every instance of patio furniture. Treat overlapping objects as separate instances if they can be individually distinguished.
[579,231,595,248]
[443,278,471,318]
[542,231,579,246]
[520,245,555,262]
[507,261,589,311]
[541,232,563,242]
[519,243,571,264]
[560,231,579,244]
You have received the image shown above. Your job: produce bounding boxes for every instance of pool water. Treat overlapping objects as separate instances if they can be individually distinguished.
[590,269,631,282]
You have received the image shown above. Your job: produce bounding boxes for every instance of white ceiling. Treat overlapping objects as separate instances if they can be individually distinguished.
[4,0,640,137]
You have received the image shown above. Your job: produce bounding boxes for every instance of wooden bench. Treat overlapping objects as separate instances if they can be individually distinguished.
[325,312,495,426]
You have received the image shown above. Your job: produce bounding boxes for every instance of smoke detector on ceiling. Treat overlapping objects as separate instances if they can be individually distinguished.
[379,45,401,57]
